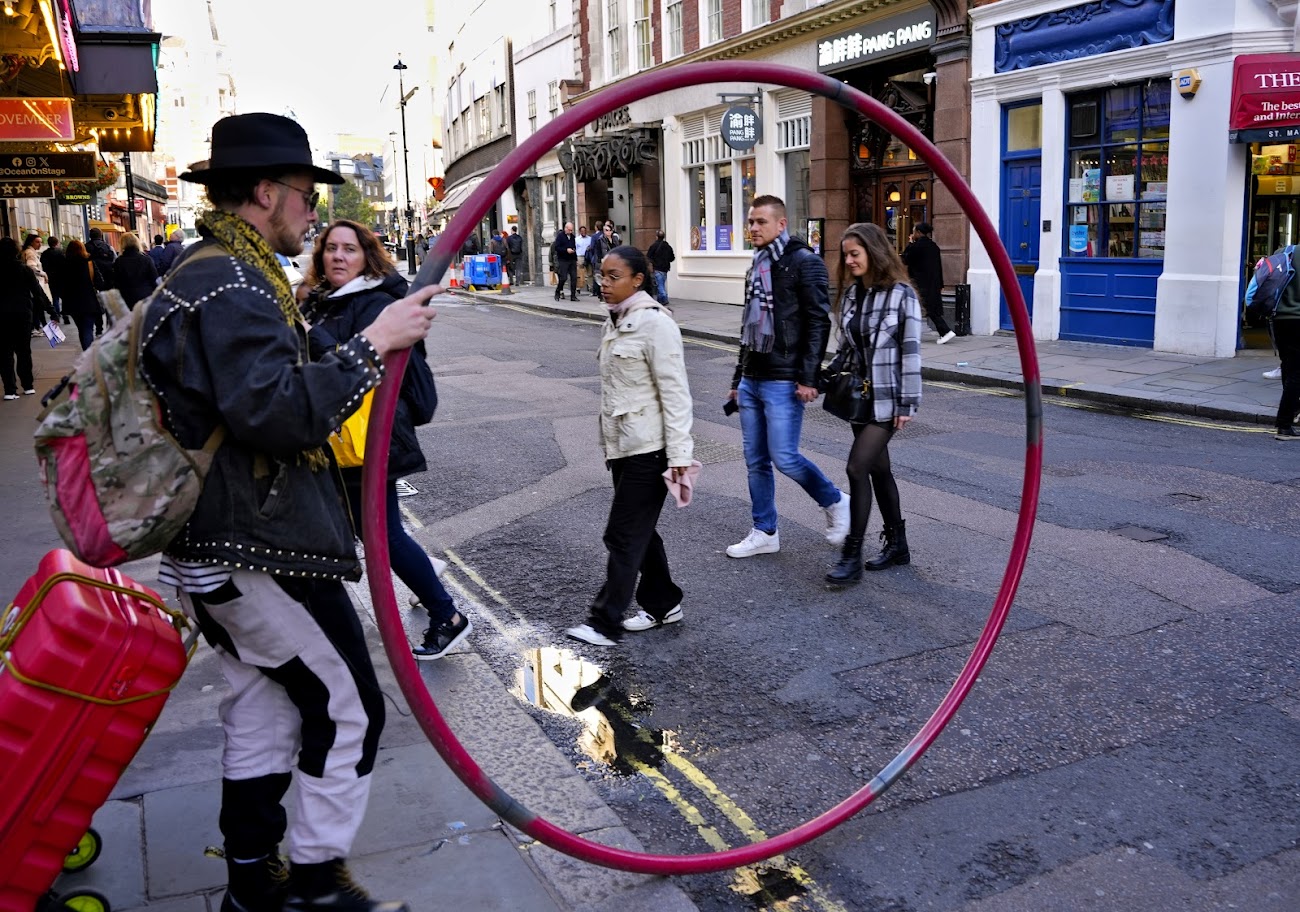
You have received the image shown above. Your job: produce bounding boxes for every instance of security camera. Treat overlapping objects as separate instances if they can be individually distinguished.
[922,72,936,86]
[103,108,118,120]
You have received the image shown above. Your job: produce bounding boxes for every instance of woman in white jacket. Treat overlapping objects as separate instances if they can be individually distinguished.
[566,245,695,647]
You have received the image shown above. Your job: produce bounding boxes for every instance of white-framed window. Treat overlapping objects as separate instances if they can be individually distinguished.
[528,90,537,135]
[775,92,812,243]
[607,0,624,78]
[633,0,653,71]
[548,80,559,115]
[743,0,769,30]
[681,111,756,253]
[665,0,684,59]
[543,177,557,228]
[495,85,508,131]
[703,0,723,44]
[476,97,491,142]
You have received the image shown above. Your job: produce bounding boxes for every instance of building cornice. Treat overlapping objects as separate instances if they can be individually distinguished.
[570,0,937,104]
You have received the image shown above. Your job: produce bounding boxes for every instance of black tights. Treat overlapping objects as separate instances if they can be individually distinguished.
[846,421,901,539]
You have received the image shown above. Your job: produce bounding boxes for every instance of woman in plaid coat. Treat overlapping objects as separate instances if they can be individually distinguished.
[824,222,922,585]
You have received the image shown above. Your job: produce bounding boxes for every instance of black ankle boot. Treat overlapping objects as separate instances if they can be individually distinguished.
[221,853,288,912]
[865,521,910,571]
[825,534,864,585]
[283,859,409,911]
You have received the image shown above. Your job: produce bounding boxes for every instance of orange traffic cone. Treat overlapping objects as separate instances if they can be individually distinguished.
[447,262,460,290]
[500,266,512,295]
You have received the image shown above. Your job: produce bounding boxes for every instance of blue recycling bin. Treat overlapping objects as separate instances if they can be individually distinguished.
[465,254,502,288]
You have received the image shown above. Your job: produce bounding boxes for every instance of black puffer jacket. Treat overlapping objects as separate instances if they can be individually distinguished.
[305,270,429,480]
[0,258,45,319]
[731,237,831,388]
[114,248,159,308]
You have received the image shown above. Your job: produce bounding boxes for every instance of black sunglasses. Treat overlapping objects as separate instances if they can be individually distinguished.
[270,179,320,209]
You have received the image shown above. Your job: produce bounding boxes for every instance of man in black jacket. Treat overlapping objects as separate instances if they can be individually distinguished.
[551,221,578,301]
[86,227,117,336]
[143,112,434,912]
[726,195,849,559]
[506,225,524,285]
[902,223,956,344]
[39,236,68,324]
[647,230,675,304]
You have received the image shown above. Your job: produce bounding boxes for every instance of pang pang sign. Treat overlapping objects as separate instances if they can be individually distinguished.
[816,4,937,73]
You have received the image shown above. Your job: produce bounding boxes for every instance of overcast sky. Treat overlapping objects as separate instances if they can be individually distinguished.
[212,0,427,149]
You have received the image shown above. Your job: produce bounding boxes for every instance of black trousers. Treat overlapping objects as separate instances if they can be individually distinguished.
[922,291,952,336]
[554,258,578,298]
[588,450,683,637]
[1276,318,1300,432]
[0,313,34,395]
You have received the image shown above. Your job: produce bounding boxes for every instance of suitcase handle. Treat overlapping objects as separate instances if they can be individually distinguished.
[0,572,192,707]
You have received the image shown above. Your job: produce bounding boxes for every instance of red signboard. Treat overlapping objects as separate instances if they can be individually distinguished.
[0,98,75,142]
[1231,53,1300,143]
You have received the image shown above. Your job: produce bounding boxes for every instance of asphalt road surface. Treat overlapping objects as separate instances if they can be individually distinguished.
[399,296,1299,912]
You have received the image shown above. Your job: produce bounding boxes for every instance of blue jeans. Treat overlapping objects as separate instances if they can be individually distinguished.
[654,270,669,304]
[344,475,456,626]
[737,378,841,534]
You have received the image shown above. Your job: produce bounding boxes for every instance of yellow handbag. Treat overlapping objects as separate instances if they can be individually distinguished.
[327,389,374,468]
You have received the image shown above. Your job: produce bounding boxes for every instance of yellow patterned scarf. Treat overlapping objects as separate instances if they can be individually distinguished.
[198,209,330,472]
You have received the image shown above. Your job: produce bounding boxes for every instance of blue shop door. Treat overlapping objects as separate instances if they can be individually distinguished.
[1000,159,1041,331]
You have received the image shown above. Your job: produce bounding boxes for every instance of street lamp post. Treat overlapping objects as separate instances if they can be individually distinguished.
[394,56,417,276]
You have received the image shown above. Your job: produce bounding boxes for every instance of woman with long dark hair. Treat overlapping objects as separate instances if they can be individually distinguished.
[60,239,101,351]
[566,244,695,646]
[824,222,922,585]
[302,219,468,661]
[0,237,46,399]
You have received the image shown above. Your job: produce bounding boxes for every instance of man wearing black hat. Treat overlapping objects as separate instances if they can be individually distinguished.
[141,112,437,912]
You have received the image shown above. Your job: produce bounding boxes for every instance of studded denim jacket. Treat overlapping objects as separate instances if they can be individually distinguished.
[140,241,384,580]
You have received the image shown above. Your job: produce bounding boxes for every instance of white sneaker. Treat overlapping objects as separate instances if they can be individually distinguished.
[1264,367,1282,380]
[622,605,683,632]
[23,389,35,396]
[936,331,957,345]
[2,394,17,401]
[726,528,780,558]
[565,623,618,646]
[824,492,851,546]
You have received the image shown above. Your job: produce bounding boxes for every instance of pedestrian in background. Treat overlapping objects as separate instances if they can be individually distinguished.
[901,222,956,345]
[60,239,101,351]
[40,235,69,325]
[824,222,922,584]
[647,229,675,305]
[575,225,592,294]
[551,221,578,301]
[21,234,53,332]
[0,237,45,399]
[566,244,694,647]
[506,224,524,285]
[114,232,160,310]
[86,226,117,337]
[148,233,169,273]
[588,221,616,298]
[159,228,186,275]
[726,194,850,560]
[1267,248,1300,440]
[302,218,470,659]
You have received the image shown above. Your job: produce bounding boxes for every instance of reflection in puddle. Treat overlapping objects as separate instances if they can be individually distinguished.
[513,646,670,776]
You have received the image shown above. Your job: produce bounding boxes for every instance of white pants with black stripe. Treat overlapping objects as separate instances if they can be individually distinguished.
[179,568,384,865]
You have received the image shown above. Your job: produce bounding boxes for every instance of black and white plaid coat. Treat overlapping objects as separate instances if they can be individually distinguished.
[826,281,923,422]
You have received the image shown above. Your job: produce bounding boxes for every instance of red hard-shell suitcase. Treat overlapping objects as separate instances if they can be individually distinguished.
[0,549,188,912]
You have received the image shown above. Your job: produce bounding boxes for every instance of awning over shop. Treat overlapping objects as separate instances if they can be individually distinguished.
[437,177,483,214]
[1230,53,1300,143]
[88,219,122,233]
[129,173,168,203]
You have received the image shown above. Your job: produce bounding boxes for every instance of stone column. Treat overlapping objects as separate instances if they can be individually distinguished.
[809,96,852,257]
[931,32,972,292]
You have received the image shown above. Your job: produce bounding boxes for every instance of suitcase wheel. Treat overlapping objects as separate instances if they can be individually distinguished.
[63,827,103,873]
[57,891,112,912]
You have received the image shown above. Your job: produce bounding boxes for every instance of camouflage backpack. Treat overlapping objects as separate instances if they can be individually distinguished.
[33,247,225,567]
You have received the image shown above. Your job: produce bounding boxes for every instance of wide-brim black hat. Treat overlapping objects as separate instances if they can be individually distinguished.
[179,113,344,185]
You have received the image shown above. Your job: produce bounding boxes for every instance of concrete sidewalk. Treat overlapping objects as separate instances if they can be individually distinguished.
[3,335,695,912]
[458,280,1282,425]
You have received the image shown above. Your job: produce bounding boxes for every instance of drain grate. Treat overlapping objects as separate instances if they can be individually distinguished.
[1111,525,1169,543]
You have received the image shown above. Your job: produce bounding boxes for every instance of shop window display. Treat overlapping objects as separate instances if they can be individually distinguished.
[1066,81,1170,260]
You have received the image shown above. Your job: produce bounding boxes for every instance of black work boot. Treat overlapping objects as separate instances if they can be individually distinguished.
[865,522,910,571]
[282,859,410,911]
[220,853,288,912]
[825,534,865,585]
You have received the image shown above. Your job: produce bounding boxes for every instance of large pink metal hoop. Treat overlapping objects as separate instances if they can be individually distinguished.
[362,61,1043,875]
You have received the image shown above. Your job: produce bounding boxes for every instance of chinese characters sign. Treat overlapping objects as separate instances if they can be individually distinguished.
[816,5,936,73]
[721,105,761,152]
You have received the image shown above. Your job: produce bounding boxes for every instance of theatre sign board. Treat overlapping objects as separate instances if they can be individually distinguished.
[1230,53,1300,143]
